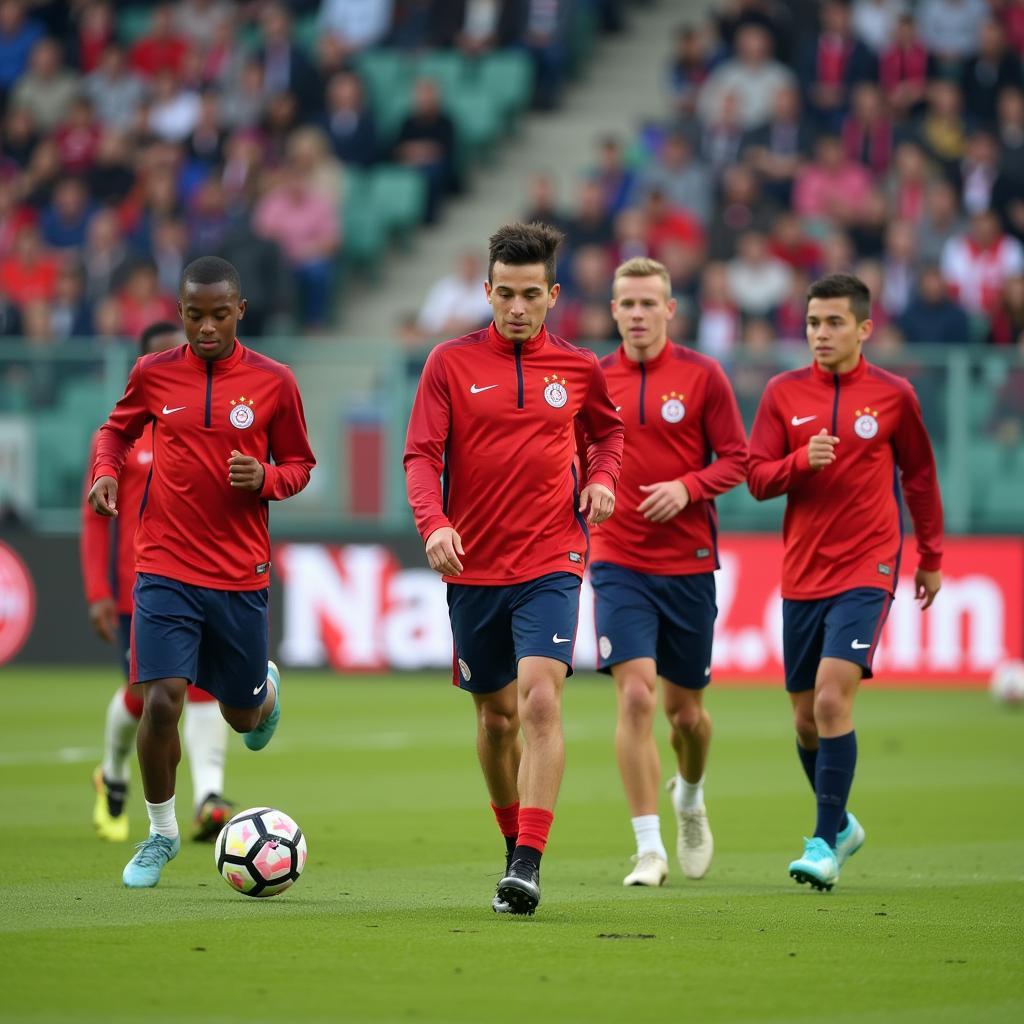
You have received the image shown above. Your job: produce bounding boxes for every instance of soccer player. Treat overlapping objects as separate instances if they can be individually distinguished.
[404,222,624,915]
[590,258,748,887]
[82,321,233,845]
[88,257,315,888]
[748,272,943,891]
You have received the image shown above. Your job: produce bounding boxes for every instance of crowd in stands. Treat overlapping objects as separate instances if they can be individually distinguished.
[0,0,615,341]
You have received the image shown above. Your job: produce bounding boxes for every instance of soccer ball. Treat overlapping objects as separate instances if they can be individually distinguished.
[989,660,1024,706]
[215,807,307,897]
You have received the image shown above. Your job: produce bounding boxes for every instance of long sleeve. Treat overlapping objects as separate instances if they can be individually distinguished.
[576,357,624,492]
[80,431,113,604]
[403,346,454,541]
[893,383,944,571]
[92,360,151,483]
[679,362,749,502]
[260,369,316,500]
[747,381,817,500]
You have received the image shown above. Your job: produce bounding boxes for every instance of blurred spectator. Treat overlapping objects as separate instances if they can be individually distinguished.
[726,229,792,318]
[914,79,970,178]
[564,176,614,253]
[591,136,636,219]
[443,0,522,56]
[288,125,344,207]
[214,219,293,336]
[768,211,822,274]
[220,129,264,207]
[854,258,891,331]
[221,60,266,132]
[0,291,23,335]
[630,132,710,226]
[0,225,59,305]
[84,45,147,133]
[522,172,569,236]
[21,297,54,345]
[522,0,572,111]
[152,216,188,295]
[741,83,814,206]
[916,0,988,66]
[0,183,35,259]
[321,70,378,167]
[575,302,616,346]
[611,206,651,265]
[961,19,1022,127]
[253,162,341,329]
[707,163,776,261]
[697,89,745,178]
[174,0,233,50]
[81,208,130,302]
[53,96,102,174]
[852,0,908,54]
[643,188,704,263]
[10,37,81,133]
[995,87,1024,186]
[694,261,740,359]
[959,130,1000,217]
[416,249,491,339]
[841,82,893,177]
[885,141,935,224]
[878,12,931,118]
[667,22,718,121]
[847,186,888,258]
[698,24,795,130]
[988,274,1024,345]
[2,106,38,170]
[898,263,970,343]
[819,228,856,273]
[85,131,135,206]
[941,210,1024,316]
[49,264,94,339]
[116,260,178,339]
[793,134,874,227]
[186,176,232,252]
[393,77,456,224]
[20,138,62,209]
[74,1,114,75]
[147,71,202,143]
[0,0,45,96]
[187,91,226,169]
[775,269,813,342]
[40,176,93,250]
[554,243,611,338]
[658,237,702,303]
[91,294,125,342]
[917,178,965,264]
[262,91,303,166]
[879,219,918,316]
[130,4,189,79]
[318,0,394,60]
[255,3,323,113]
[1004,0,1024,54]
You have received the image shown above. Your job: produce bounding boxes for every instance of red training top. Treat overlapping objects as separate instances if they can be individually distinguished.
[92,341,315,591]
[404,323,624,586]
[747,356,943,600]
[590,341,749,575]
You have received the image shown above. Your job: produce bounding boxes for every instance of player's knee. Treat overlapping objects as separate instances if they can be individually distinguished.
[143,685,184,730]
[667,700,704,736]
[478,704,518,743]
[519,682,560,727]
[793,713,818,746]
[619,675,656,722]
[813,687,846,728]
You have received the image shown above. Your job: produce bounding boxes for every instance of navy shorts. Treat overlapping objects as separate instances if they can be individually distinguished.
[591,562,716,689]
[446,572,582,694]
[782,587,893,693]
[130,573,269,709]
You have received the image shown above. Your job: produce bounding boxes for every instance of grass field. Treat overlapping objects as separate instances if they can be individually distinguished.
[1,668,1022,1024]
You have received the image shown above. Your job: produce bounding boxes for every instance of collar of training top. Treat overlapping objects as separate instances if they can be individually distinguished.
[184,338,243,373]
[487,321,548,354]
[811,353,868,384]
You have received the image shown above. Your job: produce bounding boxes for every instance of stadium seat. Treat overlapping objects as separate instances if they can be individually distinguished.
[447,91,502,170]
[294,14,319,58]
[476,51,535,119]
[412,52,468,105]
[355,50,412,125]
[341,168,387,278]
[370,166,427,244]
[117,6,152,44]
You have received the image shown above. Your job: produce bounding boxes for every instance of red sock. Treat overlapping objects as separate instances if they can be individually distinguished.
[490,800,519,838]
[122,685,144,720]
[516,807,554,854]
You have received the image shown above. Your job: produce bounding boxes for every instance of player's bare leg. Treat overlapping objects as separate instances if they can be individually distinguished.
[665,686,713,878]
[497,656,567,914]
[612,659,667,886]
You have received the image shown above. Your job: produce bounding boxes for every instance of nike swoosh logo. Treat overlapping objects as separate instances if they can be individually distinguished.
[470,384,498,394]
[851,640,871,650]
[552,634,571,644]
[252,679,267,695]
[162,405,186,415]
[791,415,816,426]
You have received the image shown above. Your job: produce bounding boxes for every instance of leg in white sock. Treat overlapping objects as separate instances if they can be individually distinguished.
[145,795,179,839]
[631,813,668,860]
[102,687,141,784]
[183,700,229,811]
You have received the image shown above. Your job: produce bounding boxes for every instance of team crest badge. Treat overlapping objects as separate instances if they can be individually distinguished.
[853,407,879,439]
[661,391,686,423]
[458,658,472,682]
[599,636,612,660]
[543,374,568,408]
[229,396,255,429]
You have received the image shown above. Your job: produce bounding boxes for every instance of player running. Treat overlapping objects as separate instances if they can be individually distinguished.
[590,258,748,887]
[748,272,943,891]
[82,322,233,844]
[404,222,624,915]
[88,257,315,888]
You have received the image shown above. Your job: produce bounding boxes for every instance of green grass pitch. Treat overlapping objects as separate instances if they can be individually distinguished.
[1,668,1021,1023]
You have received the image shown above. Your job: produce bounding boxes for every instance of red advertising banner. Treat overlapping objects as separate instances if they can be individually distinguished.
[274,535,1024,686]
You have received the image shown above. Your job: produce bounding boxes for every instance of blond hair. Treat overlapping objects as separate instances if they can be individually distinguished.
[613,257,672,299]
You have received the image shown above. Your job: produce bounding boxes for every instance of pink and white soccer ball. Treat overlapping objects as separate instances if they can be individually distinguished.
[989,660,1024,706]
[215,807,307,897]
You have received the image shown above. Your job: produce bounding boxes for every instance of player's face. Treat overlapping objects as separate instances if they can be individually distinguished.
[485,261,559,341]
[611,274,676,357]
[178,280,246,361]
[806,297,871,374]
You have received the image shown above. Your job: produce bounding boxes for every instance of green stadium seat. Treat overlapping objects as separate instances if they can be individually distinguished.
[341,168,387,277]
[447,91,501,169]
[370,165,427,243]
[117,6,152,44]
[34,412,91,511]
[355,50,412,120]
[412,51,467,105]
[476,51,534,119]
[294,14,319,57]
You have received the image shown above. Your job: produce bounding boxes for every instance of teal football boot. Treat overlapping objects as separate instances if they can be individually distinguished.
[835,811,865,868]
[122,832,180,888]
[788,837,839,891]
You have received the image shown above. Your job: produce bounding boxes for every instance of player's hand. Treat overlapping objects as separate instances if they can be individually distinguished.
[914,568,941,610]
[88,598,118,644]
[638,480,690,523]
[425,527,464,576]
[807,428,839,470]
[88,475,119,517]
[228,450,265,491]
[580,483,615,525]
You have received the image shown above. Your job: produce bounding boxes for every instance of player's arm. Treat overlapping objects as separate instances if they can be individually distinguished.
[576,357,624,525]
[238,370,317,498]
[403,347,463,574]
[893,383,944,609]
[747,382,828,500]
[80,431,117,643]
[89,360,151,517]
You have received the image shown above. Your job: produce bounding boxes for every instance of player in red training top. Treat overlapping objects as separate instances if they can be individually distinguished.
[404,222,624,915]
[81,321,234,845]
[88,257,315,889]
[748,273,943,891]
[590,258,748,887]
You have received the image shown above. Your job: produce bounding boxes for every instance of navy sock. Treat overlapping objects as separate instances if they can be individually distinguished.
[813,731,857,848]
[798,741,848,832]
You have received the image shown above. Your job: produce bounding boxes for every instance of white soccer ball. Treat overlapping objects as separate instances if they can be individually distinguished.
[215,807,308,897]
[989,660,1024,706]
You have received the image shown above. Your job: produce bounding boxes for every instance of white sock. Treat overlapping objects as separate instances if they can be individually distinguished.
[183,701,228,811]
[145,795,179,839]
[631,814,668,860]
[102,687,139,784]
[673,773,705,812]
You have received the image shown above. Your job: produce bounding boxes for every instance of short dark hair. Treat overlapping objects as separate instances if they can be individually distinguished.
[139,320,180,356]
[806,272,871,322]
[180,256,241,297]
[488,221,563,287]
